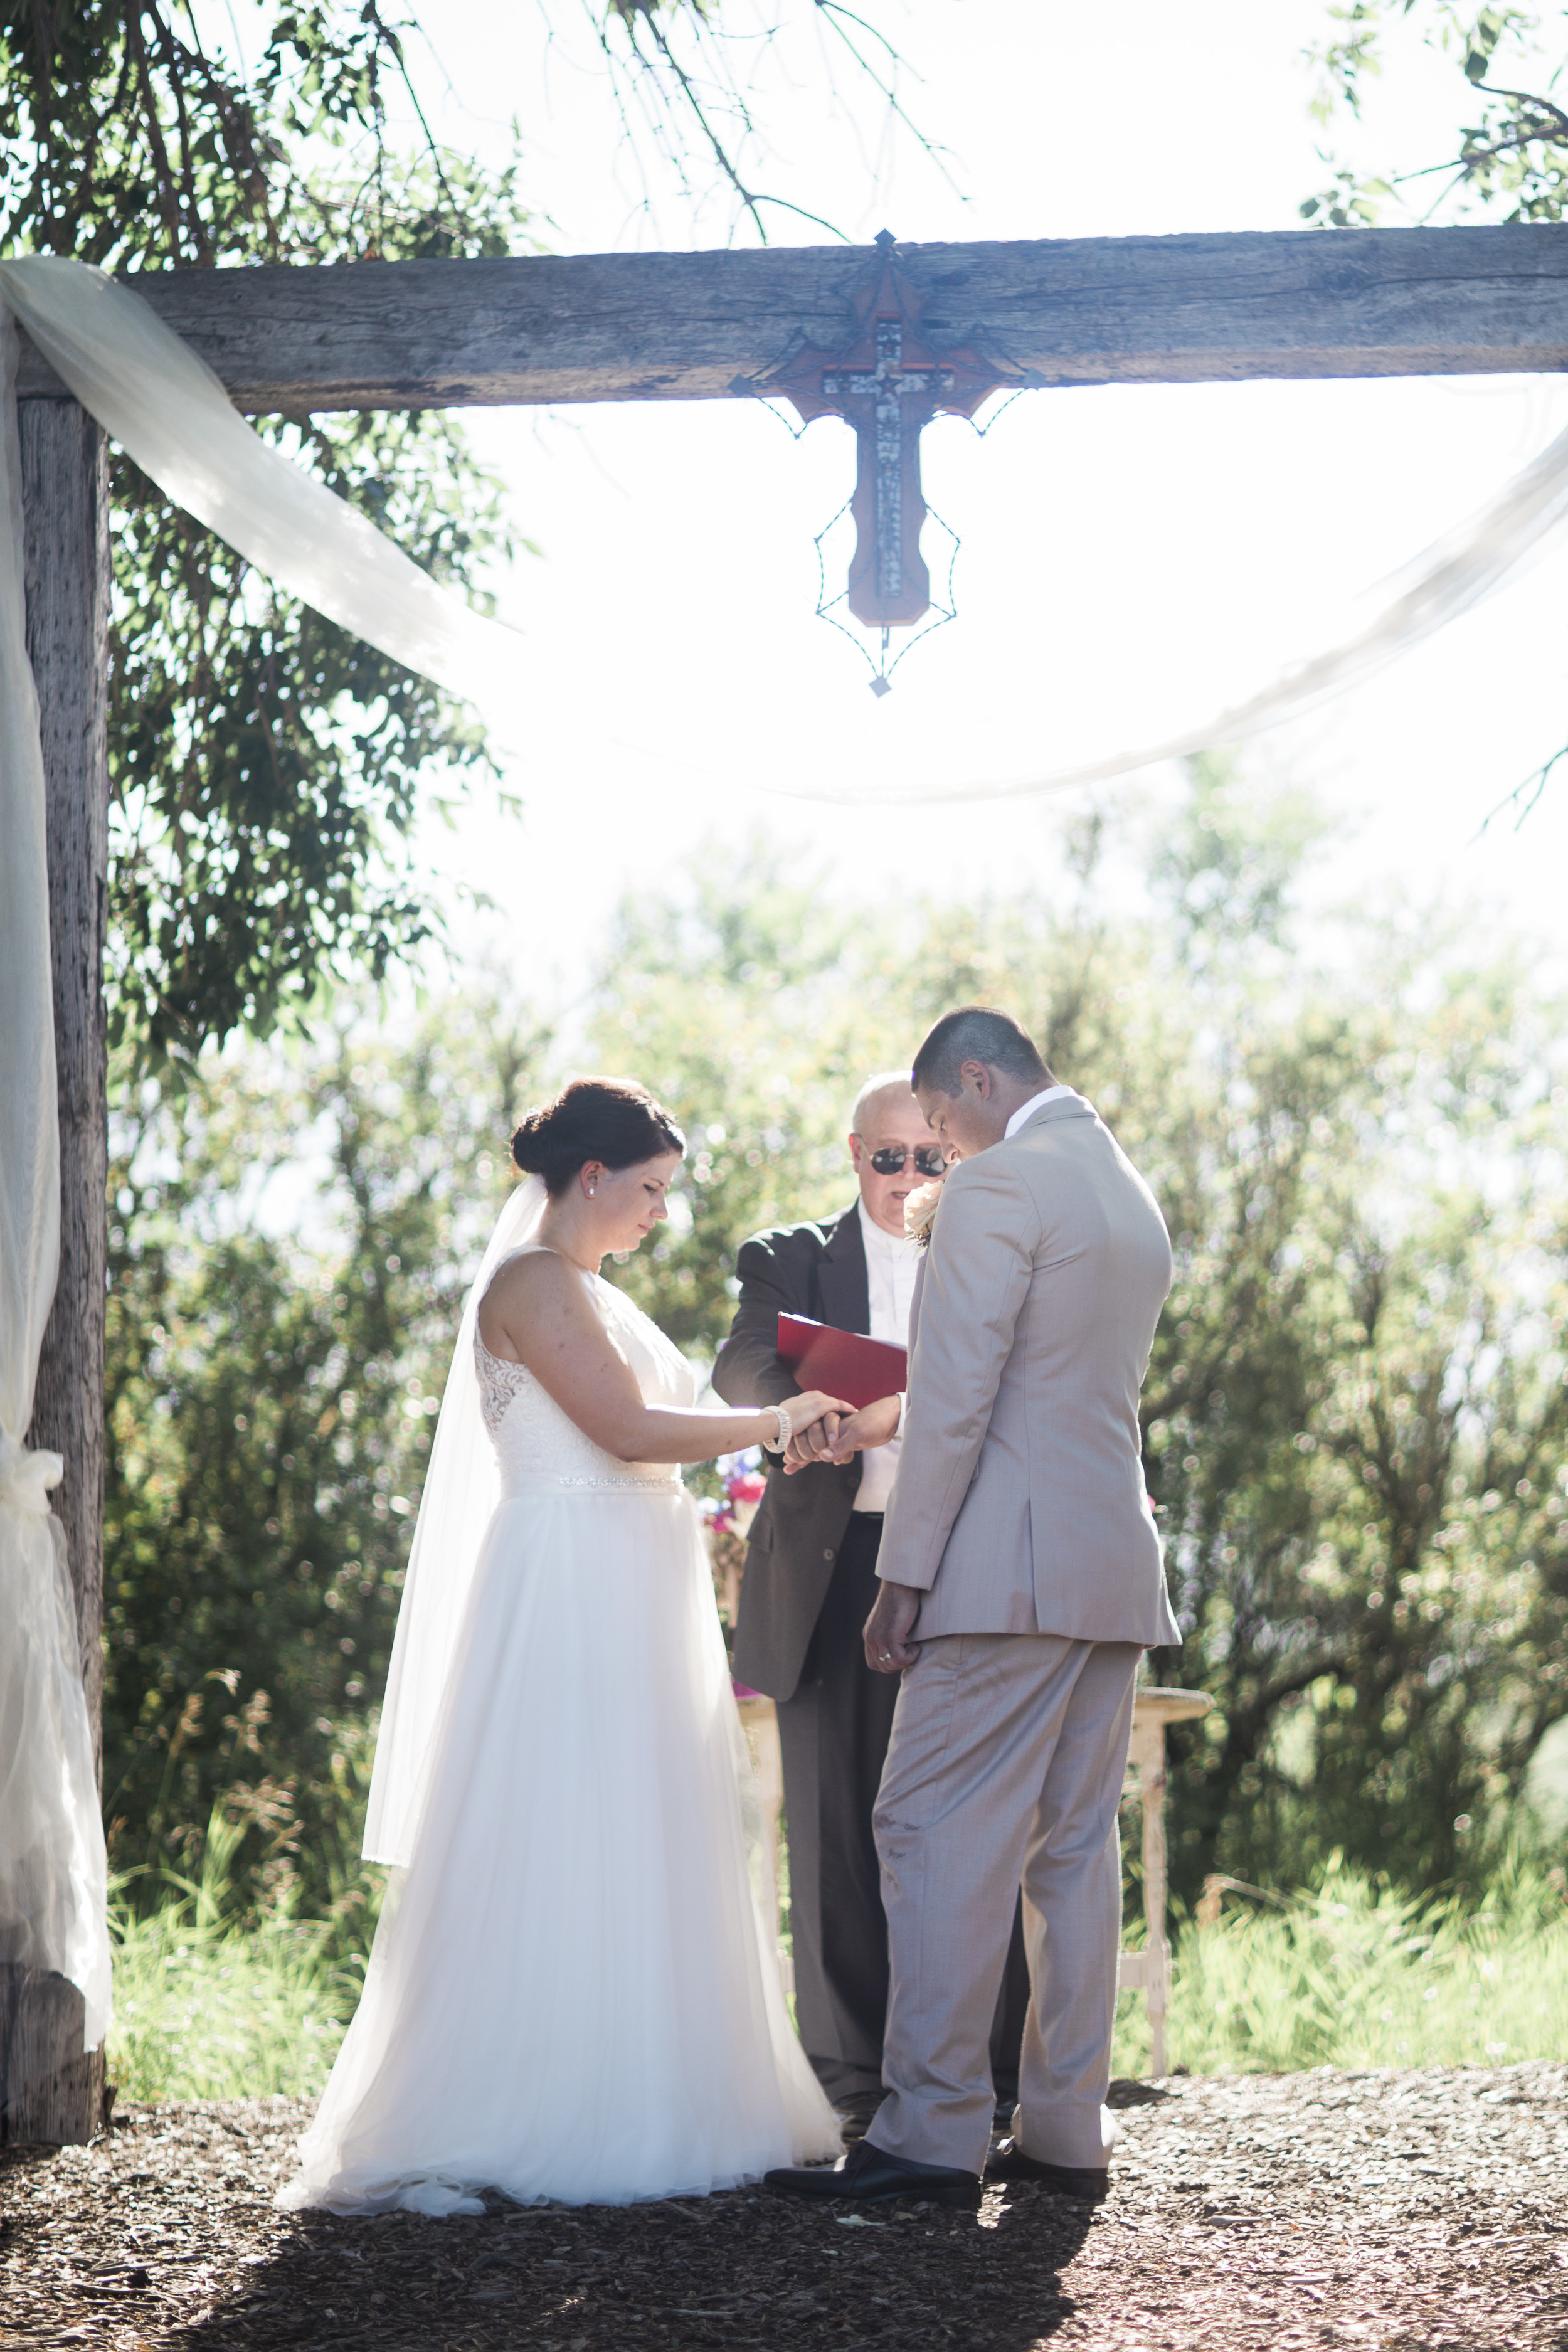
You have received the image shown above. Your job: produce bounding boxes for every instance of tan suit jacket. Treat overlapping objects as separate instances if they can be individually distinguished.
[877,1093,1178,1648]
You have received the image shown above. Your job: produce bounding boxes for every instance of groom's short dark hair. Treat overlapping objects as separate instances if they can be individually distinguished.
[911,1007,1048,1098]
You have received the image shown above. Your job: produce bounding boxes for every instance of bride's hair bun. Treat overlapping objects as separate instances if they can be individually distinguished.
[509,1077,686,1197]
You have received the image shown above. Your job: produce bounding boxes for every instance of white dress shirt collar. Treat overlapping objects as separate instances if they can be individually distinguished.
[1004,1083,1078,1140]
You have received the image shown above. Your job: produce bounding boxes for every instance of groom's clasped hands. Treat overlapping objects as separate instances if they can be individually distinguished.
[781,1394,918,1677]
[781,1391,901,1473]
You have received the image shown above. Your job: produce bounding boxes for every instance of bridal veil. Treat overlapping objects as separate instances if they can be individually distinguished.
[362,1173,547,1867]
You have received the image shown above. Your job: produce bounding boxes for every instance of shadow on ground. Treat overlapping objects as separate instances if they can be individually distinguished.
[157,2185,1095,2351]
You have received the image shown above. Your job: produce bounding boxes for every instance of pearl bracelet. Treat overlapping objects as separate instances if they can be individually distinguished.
[771,1403,792,1451]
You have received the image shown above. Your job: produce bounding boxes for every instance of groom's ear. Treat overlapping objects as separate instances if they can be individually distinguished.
[960,1059,993,1101]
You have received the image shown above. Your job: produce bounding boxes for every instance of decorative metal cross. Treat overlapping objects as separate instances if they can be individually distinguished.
[822,317,949,625]
[744,230,1037,633]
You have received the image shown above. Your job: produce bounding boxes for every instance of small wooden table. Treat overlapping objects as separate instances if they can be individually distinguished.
[1119,1686,1214,2077]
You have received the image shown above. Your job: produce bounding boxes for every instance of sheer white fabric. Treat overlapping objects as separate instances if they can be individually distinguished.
[363,1176,548,1867]
[0,258,517,713]
[280,1261,839,2213]
[0,254,521,2043]
[0,313,110,2049]
[769,407,1568,805]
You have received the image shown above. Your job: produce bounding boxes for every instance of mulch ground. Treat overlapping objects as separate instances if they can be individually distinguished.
[3,2065,1566,2351]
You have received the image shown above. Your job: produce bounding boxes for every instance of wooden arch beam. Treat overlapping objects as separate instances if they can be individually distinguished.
[16,225,1568,416]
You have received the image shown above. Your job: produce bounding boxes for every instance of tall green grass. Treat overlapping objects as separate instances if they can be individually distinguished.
[108,1808,361,2102]
[107,1840,1567,2103]
[1113,1851,1568,2077]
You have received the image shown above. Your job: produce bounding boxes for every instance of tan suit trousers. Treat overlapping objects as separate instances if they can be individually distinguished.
[866,1632,1141,2178]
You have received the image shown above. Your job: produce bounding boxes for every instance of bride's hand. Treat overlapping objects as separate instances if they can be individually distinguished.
[780,1411,827,1468]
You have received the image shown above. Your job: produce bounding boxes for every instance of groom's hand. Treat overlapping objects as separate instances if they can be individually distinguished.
[822,1393,901,1463]
[781,1409,842,1473]
[863,1579,922,1674]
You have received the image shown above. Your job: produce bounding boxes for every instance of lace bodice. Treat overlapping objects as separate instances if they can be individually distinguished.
[475,1257,699,1493]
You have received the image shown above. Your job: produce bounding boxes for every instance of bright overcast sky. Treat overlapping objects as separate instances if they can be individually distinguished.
[286,3,1568,993]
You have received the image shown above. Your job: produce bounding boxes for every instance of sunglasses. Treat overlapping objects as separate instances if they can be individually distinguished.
[866,1145,948,1178]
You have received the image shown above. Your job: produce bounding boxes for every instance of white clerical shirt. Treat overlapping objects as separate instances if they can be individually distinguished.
[853,1198,919,1514]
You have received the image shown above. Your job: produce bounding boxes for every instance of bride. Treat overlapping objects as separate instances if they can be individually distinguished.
[278,1078,847,2214]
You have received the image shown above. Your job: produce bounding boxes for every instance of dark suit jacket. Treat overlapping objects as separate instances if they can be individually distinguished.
[711,1204,871,1702]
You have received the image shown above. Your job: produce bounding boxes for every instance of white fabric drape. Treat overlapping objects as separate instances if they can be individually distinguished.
[0,256,522,2050]
[0,258,519,712]
[773,404,1568,805]
[0,312,110,2051]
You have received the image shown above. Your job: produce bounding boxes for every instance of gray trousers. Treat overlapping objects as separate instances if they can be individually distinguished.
[776,1516,1029,2108]
[867,1631,1141,2176]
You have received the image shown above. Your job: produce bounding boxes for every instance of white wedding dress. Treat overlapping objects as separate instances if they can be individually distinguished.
[278,1251,839,2214]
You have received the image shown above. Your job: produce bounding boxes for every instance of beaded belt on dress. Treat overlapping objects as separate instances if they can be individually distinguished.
[499,1470,681,1497]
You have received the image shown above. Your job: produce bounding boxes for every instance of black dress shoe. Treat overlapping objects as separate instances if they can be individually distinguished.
[765,2136,981,2210]
[985,2139,1110,2202]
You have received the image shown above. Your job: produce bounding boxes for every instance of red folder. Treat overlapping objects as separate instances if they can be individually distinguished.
[776,1313,908,1412]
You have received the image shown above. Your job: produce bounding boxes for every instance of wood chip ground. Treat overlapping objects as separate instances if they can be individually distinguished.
[3,2066,1565,2349]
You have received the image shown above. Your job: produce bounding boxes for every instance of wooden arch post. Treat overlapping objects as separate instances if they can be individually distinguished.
[2,394,111,2148]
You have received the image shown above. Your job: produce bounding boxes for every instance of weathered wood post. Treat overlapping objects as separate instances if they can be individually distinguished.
[3,391,112,2146]
[1119,1688,1212,2079]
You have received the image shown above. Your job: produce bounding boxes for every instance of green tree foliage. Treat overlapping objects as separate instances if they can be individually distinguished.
[107,771,1568,1915]
[1304,3,1568,226]
[0,3,928,1071]
[0,4,539,1069]
[1135,799,1568,1900]
[108,410,511,1064]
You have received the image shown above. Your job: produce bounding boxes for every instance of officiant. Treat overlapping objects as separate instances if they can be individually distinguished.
[713,1072,1029,2139]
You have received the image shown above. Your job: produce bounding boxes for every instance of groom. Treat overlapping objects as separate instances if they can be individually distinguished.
[713,1070,1030,2139]
[767,1006,1177,2210]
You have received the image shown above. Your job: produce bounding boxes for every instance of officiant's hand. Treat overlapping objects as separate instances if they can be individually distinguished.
[863,1578,921,1674]
[820,1393,901,1463]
